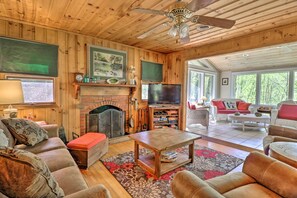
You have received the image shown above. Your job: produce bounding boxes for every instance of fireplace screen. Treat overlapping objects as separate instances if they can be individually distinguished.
[86,106,125,138]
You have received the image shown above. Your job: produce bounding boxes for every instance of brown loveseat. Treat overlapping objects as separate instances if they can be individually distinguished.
[0,120,111,198]
[171,152,297,198]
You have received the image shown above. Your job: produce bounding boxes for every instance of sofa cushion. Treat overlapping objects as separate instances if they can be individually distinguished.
[224,101,237,110]
[278,104,297,121]
[2,118,48,146]
[0,120,15,147]
[238,102,251,110]
[0,147,64,198]
[52,166,88,196]
[212,100,226,110]
[0,129,9,147]
[37,148,77,172]
[24,137,66,154]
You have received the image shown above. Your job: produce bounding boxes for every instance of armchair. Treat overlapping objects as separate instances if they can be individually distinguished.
[171,152,297,198]
[186,106,209,130]
[271,100,297,128]
[263,125,297,155]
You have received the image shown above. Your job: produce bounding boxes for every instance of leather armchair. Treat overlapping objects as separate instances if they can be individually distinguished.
[263,125,297,155]
[171,152,297,198]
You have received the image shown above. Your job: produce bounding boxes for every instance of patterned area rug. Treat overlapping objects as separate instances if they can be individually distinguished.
[101,145,243,198]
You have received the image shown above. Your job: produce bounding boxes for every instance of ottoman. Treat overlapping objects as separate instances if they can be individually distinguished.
[67,133,108,169]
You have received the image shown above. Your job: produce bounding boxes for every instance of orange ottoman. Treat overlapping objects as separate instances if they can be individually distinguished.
[67,133,108,169]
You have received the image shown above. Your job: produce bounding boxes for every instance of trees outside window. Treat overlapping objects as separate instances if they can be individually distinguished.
[234,74,257,104]
[260,72,289,105]
[188,70,215,103]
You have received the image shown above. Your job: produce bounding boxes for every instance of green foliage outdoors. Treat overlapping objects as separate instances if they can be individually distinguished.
[234,74,257,104]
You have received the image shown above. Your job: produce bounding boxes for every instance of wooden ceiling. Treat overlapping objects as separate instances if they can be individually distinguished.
[0,0,297,53]
[201,42,297,71]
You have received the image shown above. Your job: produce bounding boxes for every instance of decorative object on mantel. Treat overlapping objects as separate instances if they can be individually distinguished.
[74,72,84,83]
[106,78,119,84]
[129,65,136,85]
[0,80,24,118]
[87,45,127,81]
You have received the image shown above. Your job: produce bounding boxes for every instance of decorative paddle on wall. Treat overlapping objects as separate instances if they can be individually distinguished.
[133,0,235,43]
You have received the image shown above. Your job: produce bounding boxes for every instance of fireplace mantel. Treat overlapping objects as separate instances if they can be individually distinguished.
[73,82,136,99]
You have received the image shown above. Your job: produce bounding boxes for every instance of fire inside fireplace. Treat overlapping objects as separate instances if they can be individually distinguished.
[86,105,125,138]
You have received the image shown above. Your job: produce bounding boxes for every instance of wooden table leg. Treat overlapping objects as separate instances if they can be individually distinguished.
[189,142,194,163]
[134,141,139,162]
[155,151,161,178]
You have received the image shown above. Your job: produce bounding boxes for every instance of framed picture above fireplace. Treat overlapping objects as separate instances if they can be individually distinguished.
[87,45,127,80]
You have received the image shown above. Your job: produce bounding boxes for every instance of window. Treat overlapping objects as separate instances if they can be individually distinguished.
[142,84,149,100]
[234,74,257,104]
[233,70,295,105]
[260,72,289,105]
[188,70,215,103]
[8,76,54,104]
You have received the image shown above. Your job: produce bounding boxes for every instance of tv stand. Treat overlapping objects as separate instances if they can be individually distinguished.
[149,105,181,130]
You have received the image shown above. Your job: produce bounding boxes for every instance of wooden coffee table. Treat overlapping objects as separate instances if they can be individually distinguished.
[129,128,201,177]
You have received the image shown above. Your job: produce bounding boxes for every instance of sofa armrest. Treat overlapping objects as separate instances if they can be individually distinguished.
[243,152,297,198]
[171,170,224,198]
[41,124,59,138]
[270,109,278,124]
[64,185,111,198]
[268,125,297,138]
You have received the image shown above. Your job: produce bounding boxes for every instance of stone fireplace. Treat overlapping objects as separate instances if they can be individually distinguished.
[78,85,131,137]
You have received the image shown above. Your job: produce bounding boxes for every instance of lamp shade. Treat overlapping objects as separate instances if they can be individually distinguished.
[0,80,24,104]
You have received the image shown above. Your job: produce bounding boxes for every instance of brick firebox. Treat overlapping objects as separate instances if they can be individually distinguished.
[79,95,129,135]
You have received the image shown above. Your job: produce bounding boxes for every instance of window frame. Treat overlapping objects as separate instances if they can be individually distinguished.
[6,74,56,106]
[187,68,216,103]
[232,67,297,105]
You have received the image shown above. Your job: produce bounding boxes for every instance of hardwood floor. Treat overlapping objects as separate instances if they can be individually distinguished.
[80,138,258,198]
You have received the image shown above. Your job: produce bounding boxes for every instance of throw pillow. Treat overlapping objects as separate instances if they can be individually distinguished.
[0,129,9,147]
[238,101,251,110]
[224,101,237,110]
[2,118,48,146]
[278,104,297,121]
[0,120,15,147]
[212,100,226,110]
[0,147,64,198]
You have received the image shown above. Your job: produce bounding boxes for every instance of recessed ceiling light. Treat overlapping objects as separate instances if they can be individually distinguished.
[197,25,210,31]
[242,54,249,57]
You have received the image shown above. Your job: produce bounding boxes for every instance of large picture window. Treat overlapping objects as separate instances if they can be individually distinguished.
[7,76,54,104]
[188,70,215,103]
[233,70,295,105]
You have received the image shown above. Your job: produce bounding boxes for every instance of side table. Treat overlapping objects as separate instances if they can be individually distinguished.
[269,142,297,168]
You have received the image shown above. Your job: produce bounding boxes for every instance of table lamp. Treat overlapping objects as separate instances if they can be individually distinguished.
[0,80,24,118]
[201,96,207,106]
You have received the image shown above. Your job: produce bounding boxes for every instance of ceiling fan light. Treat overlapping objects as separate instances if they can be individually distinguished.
[168,25,178,37]
[179,22,189,38]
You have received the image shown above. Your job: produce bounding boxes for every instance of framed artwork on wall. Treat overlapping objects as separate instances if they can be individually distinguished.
[222,78,229,85]
[87,45,127,80]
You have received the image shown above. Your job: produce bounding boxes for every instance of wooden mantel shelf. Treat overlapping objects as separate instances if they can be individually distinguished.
[73,82,136,99]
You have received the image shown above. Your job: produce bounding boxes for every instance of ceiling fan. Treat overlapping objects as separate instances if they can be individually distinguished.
[133,0,236,43]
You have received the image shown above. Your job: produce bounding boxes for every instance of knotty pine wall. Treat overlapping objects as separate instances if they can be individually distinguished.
[0,19,167,139]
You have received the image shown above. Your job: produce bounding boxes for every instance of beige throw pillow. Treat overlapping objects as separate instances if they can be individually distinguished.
[2,118,48,146]
[0,147,64,198]
[0,129,9,147]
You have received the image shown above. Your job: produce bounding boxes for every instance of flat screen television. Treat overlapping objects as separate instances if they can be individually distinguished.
[148,84,181,105]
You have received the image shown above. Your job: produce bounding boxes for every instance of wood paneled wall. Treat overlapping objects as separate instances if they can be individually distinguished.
[0,19,166,139]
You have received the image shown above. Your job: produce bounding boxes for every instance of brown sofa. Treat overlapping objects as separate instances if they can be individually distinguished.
[171,152,297,198]
[0,120,111,198]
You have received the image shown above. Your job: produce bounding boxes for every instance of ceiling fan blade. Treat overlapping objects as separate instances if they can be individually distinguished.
[180,35,190,44]
[190,15,235,29]
[137,22,170,39]
[186,0,218,12]
[132,8,167,16]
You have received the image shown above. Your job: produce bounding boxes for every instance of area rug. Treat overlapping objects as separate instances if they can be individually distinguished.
[101,145,244,198]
